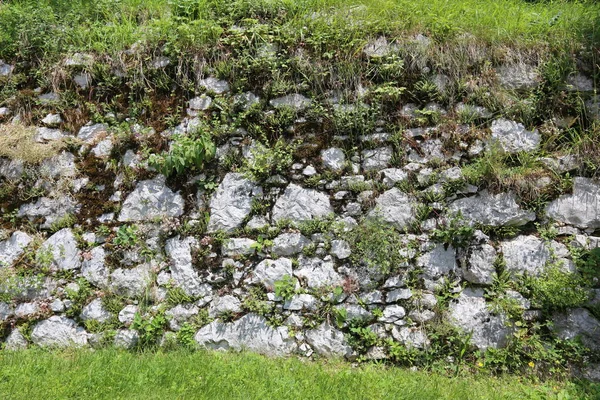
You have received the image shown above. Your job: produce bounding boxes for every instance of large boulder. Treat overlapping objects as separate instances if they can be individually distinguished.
[31,316,88,348]
[489,119,540,153]
[546,178,600,230]
[449,191,535,227]
[305,322,352,357]
[272,184,333,224]
[195,313,296,356]
[0,231,32,267]
[165,237,212,298]
[118,176,184,222]
[207,173,261,233]
[448,288,511,350]
[368,188,416,231]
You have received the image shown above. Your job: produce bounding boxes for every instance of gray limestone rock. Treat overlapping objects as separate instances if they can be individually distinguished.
[0,231,32,267]
[269,94,311,111]
[552,308,600,351]
[295,256,342,289]
[417,244,457,278]
[361,147,393,171]
[114,329,139,349]
[0,302,13,321]
[118,305,139,325]
[207,173,261,233]
[380,168,408,188]
[81,246,109,288]
[5,328,28,350]
[321,147,346,171]
[272,184,332,224]
[272,233,310,256]
[546,178,600,230]
[38,228,81,271]
[78,123,109,144]
[330,239,351,260]
[386,288,412,303]
[209,295,242,318]
[188,95,212,111]
[448,288,511,350]
[165,237,212,298]
[501,235,551,276]
[305,322,352,357]
[380,305,406,323]
[195,313,296,356]
[391,326,429,348]
[221,238,257,257]
[461,244,497,285]
[31,316,88,348]
[40,151,77,178]
[283,294,318,311]
[18,196,79,229]
[199,77,230,94]
[109,264,152,298]
[166,304,199,331]
[368,188,416,231]
[0,158,24,180]
[253,258,293,290]
[497,64,539,90]
[118,176,184,222]
[489,118,540,154]
[80,298,112,323]
[448,191,535,227]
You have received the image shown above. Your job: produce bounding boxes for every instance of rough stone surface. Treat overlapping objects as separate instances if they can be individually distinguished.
[321,147,346,171]
[368,188,415,230]
[118,305,139,325]
[283,294,318,311]
[497,64,539,90]
[222,238,257,257]
[199,77,230,94]
[114,329,139,349]
[272,184,333,224]
[166,304,199,331]
[5,328,28,350]
[208,173,261,233]
[449,191,535,227]
[81,246,109,288]
[0,231,32,267]
[546,177,600,230]
[80,298,112,323]
[118,176,184,222]
[361,147,393,171]
[39,228,81,271]
[40,151,77,178]
[209,295,242,318]
[272,233,310,256]
[269,94,311,111]
[166,237,212,298]
[31,316,88,348]
[552,308,600,351]
[391,326,429,348]
[195,313,295,356]
[501,235,551,276]
[109,264,152,298]
[489,119,541,153]
[305,323,352,357]
[78,123,108,144]
[417,244,457,278]
[380,168,408,187]
[295,256,342,288]
[330,239,351,259]
[253,258,293,290]
[449,288,511,350]
[461,244,497,285]
[18,196,79,229]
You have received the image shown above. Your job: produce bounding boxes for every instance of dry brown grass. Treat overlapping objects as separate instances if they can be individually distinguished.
[0,123,64,164]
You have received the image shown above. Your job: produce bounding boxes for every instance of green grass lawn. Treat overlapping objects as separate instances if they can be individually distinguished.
[0,349,597,400]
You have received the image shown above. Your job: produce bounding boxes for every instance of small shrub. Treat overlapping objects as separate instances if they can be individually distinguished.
[431,214,474,249]
[132,311,168,349]
[274,275,296,300]
[112,225,140,248]
[523,264,589,312]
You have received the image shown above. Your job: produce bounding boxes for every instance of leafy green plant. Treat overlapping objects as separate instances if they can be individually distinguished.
[431,214,474,250]
[131,311,168,349]
[523,264,589,312]
[149,132,215,177]
[349,216,406,274]
[274,275,296,300]
[242,138,296,181]
[113,225,140,248]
